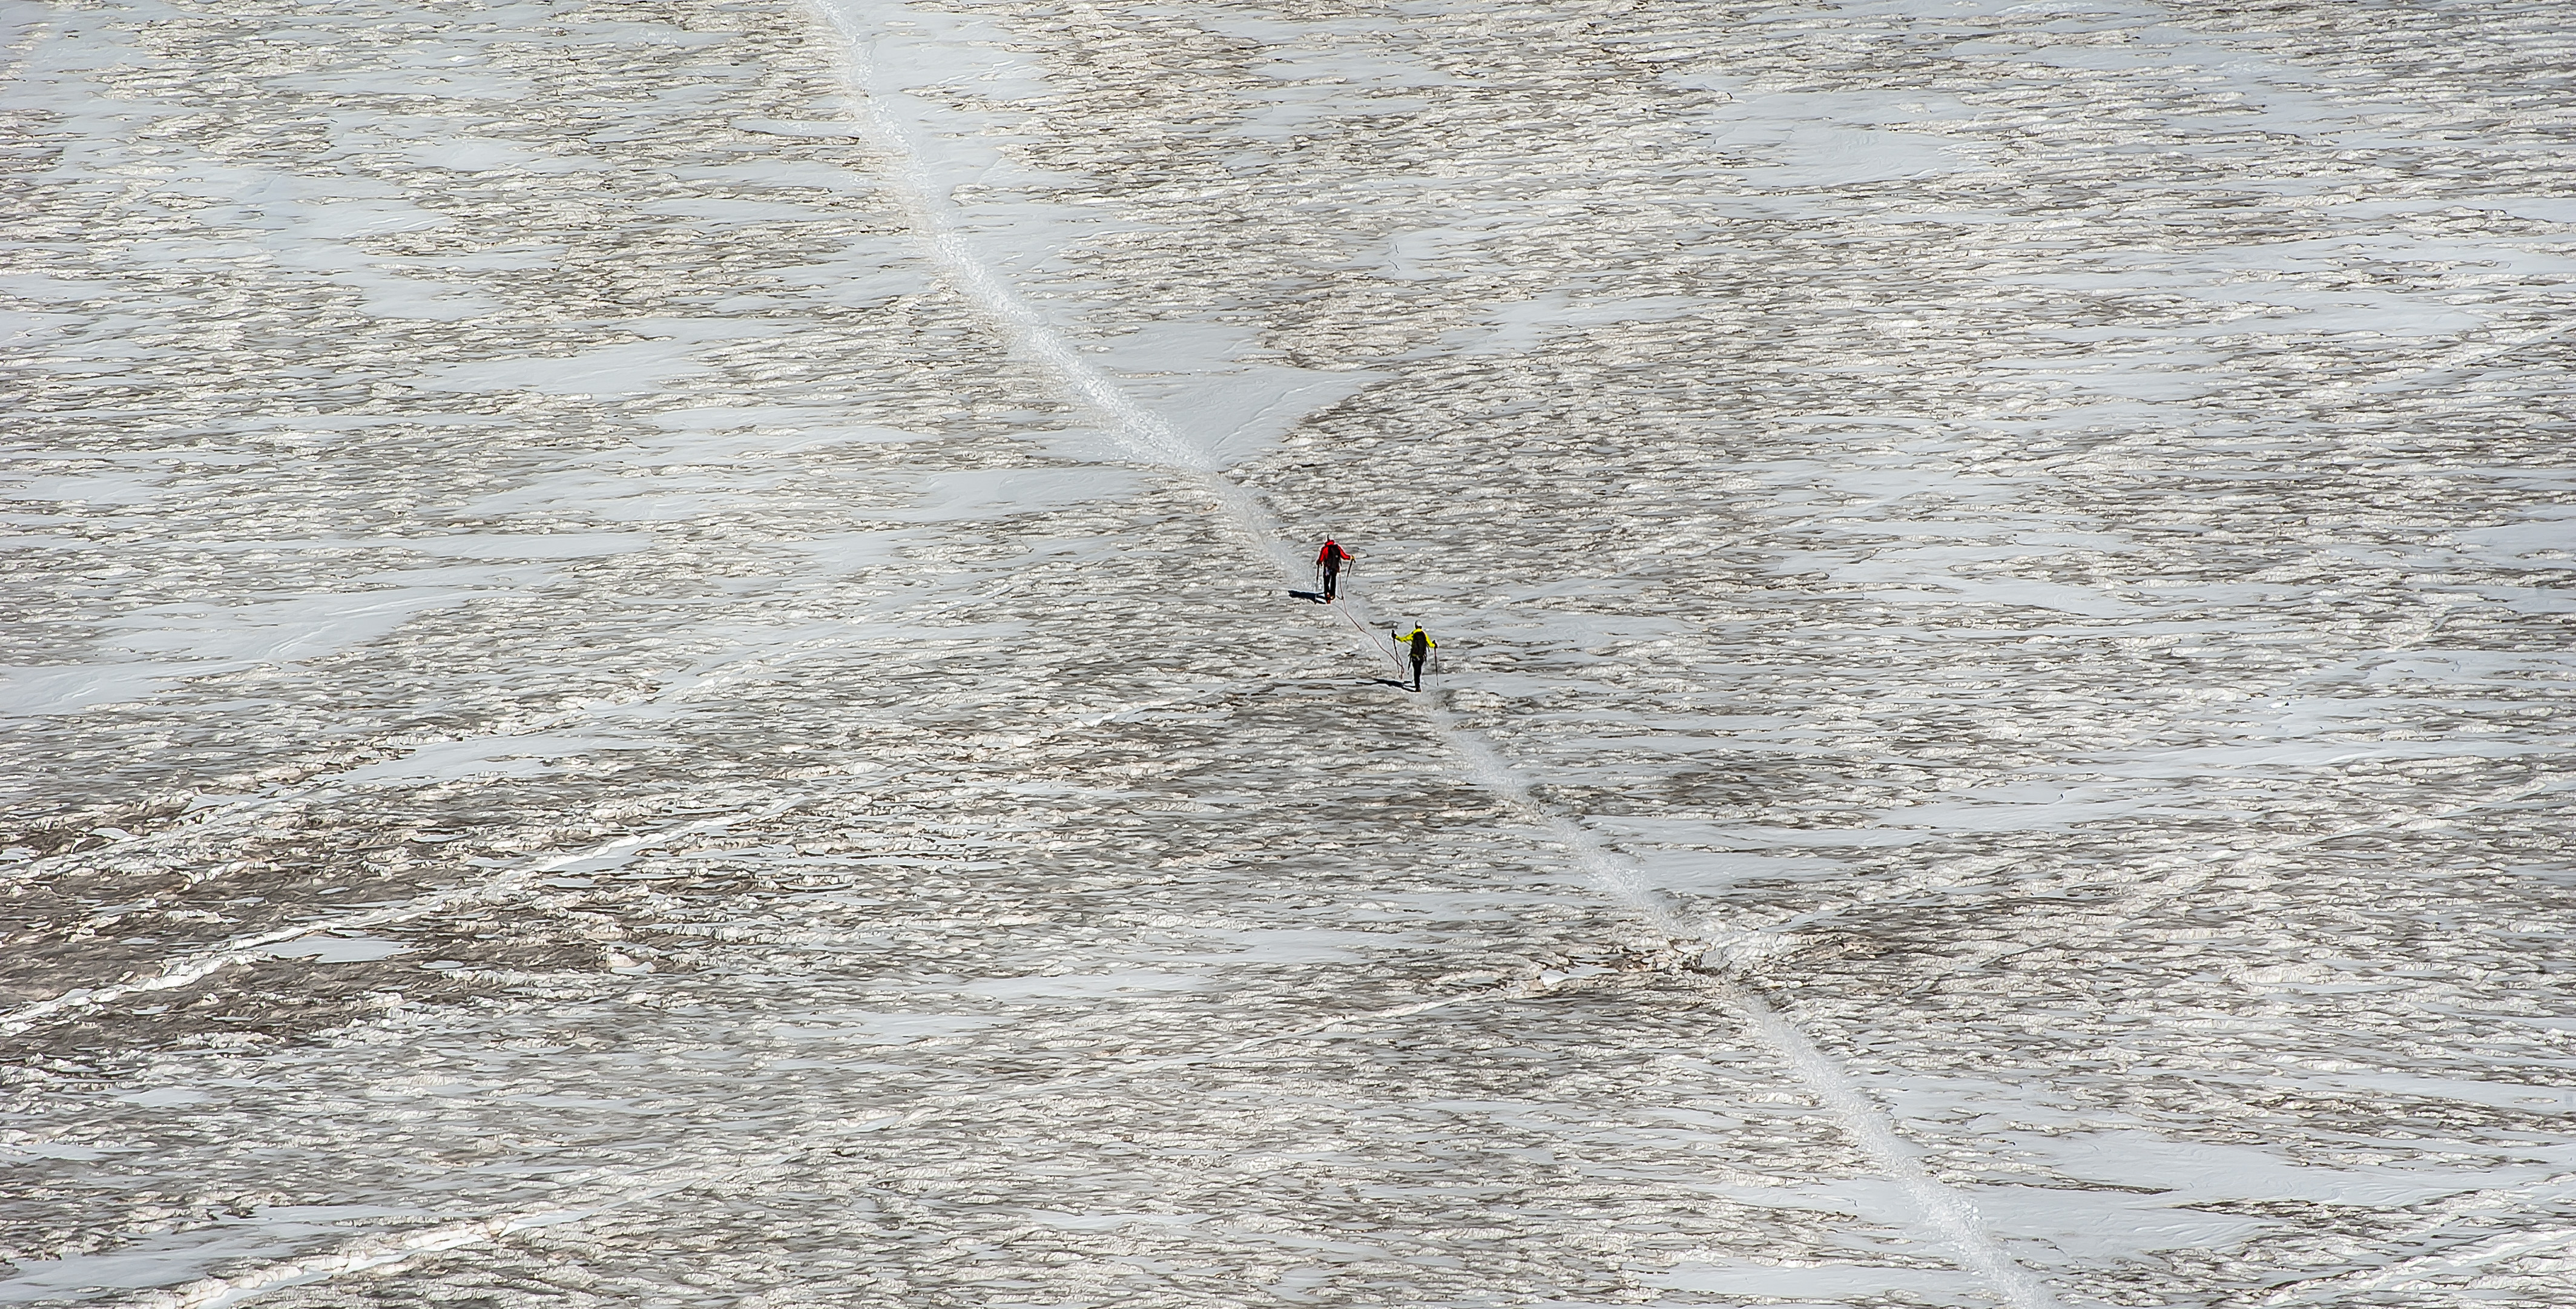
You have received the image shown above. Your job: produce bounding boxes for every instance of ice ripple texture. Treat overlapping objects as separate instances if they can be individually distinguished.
[2,0,2571,1306]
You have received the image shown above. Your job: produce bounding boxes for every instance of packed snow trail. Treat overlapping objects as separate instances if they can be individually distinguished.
[9,1,2572,1306]
[808,5,2064,1305]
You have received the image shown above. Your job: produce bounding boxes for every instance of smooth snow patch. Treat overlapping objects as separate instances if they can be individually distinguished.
[251,937,412,964]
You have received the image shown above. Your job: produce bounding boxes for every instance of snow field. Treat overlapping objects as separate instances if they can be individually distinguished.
[3,0,2571,1306]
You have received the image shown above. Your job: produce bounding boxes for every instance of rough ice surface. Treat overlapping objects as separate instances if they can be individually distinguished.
[3,0,2571,1305]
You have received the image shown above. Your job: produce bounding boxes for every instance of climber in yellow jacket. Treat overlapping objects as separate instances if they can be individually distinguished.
[1399,625,1434,692]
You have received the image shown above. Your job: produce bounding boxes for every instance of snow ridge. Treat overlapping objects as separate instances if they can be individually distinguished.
[130,1193,680,1309]
[0,798,806,1037]
[113,977,1590,1307]
[805,6,2063,1308]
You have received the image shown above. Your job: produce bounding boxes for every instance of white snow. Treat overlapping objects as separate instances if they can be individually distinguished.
[3,0,2570,1305]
